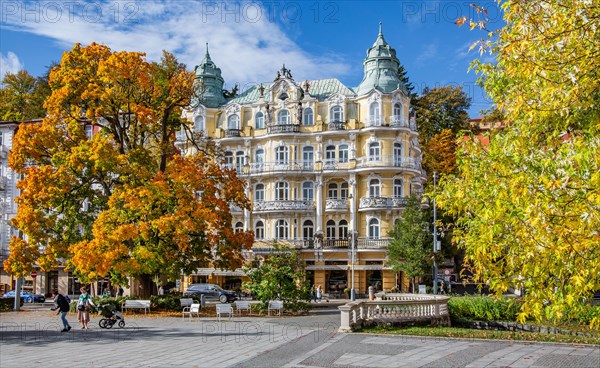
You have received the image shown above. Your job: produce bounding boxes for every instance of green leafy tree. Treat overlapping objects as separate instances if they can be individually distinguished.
[243,244,311,313]
[388,196,433,292]
[413,86,471,144]
[0,70,50,120]
[439,1,600,329]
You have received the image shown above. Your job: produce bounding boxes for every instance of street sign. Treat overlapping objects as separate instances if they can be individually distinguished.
[30,271,37,278]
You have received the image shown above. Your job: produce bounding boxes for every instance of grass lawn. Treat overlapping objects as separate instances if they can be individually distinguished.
[359,325,600,345]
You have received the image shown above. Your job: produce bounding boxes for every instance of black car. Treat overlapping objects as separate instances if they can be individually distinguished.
[184,283,237,303]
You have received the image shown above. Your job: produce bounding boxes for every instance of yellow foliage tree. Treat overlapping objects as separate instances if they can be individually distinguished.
[440,1,600,328]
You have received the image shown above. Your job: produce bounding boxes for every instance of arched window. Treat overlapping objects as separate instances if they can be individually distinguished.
[275,219,289,239]
[340,182,349,199]
[326,220,336,239]
[393,103,403,118]
[394,178,404,198]
[275,146,288,165]
[303,220,314,240]
[368,218,380,239]
[368,142,381,161]
[227,114,239,129]
[194,115,205,133]
[302,182,314,200]
[277,110,290,125]
[255,148,264,164]
[369,179,380,198]
[339,144,349,163]
[394,142,403,166]
[330,106,344,122]
[235,150,245,172]
[255,221,264,239]
[339,220,348,239]
[255,112,264,129]
[325,145,336,167]
[369,102,380,125]
[303,108,314,125]
[254,183,265,202]
[234,222,244,233]
[328,183,338,199]
[224,151,233,167]
[275,182,289,201]
[303,146,314,169]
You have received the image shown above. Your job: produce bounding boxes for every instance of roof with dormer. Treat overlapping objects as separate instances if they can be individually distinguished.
[226,78,356,106]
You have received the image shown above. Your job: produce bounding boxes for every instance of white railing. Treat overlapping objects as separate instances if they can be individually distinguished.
[359,196,408,210]
[253,200,315,212]
[356,156,421,170]
[338,294,450,332]
[325,198,348,211]
[366,115,382,127]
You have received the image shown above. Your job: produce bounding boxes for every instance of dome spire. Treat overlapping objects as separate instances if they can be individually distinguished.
[194,42,226,107]
[379,21,382,35]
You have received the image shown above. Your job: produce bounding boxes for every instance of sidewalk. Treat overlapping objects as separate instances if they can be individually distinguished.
[1,308,598,367]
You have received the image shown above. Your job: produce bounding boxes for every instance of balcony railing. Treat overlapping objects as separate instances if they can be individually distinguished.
[253,200,315,212]
[247,161,315,174]
[356,156,421,170]
[225,129,242,138]
[357,238,391,248]
[325,198,348,211]
[366,115,382,127]
[328,121,346,130]
[323,159,351,171]
[267,124,300,134]
[359,196,409,210]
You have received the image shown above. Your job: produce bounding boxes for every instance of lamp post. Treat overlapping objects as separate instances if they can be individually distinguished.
[349,230,358,301]
[432,172,438,295]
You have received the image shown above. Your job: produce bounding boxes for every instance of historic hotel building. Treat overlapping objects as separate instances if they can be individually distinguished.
[179,25,426,295]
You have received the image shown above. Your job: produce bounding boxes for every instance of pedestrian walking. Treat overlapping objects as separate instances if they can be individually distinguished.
[77,287,95,330]
[311,285,317,302]
[50,289,71,332]
[316,285,322,303]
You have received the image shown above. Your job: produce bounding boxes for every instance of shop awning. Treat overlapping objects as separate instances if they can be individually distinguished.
[213,269,246,277]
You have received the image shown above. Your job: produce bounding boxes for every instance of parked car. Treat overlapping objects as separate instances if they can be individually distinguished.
[184,283,237,303]
[2,290,46,303]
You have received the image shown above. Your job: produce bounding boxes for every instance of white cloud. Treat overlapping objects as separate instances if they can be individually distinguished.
[415,43,438,64]
[0,51,23,80]
[1,0,351,91]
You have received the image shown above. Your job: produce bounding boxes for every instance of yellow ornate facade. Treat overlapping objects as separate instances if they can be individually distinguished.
[180,26,425,295]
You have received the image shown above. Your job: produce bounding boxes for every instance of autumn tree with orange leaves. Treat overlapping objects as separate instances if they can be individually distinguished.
[6,43,253,289]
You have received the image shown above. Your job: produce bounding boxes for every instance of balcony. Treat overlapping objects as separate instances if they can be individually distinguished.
[357,238,391,249]
[325,198,348,211]
[224,129,242,138]
[359,196,409,210]
[253,200,315,212]
[328,121,346,130]
[322,159,351,171]
[247,161,314,175]
[365,115,382,127]
[267,124,300,134]
[356,156,421,171]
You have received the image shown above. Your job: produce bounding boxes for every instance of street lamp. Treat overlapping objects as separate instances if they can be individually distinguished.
[432,172,439,295]
[348,230,358,301]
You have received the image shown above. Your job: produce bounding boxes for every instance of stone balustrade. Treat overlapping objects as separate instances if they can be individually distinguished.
[338,293,450,332]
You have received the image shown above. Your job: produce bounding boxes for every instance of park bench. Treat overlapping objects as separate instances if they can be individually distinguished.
[182,303,201,321]
[122,299,151,314]
[235,300,251,316]
[180,298,199,308]
[216,303,233,321]
[268,300,283,316]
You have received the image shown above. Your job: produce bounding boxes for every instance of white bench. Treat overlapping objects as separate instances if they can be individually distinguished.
[268,300,283,316]
[235,301,251,316]
[180,298,198,308]
[182,303,201,321]
[216,303,233,321]
[122,300,151,314]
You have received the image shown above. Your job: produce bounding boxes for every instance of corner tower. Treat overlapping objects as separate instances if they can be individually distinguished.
[355,23,403,96]
[194,43,226,108]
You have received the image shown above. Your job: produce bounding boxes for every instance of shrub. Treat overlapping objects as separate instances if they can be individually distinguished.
[0,297,22,312]
[150,294,184,311]
[448,295,520,321]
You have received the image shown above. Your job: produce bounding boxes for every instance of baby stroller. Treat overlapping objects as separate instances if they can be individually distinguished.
[98,304,125,329]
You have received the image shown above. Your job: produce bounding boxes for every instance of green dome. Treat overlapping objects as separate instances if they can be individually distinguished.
[355,23,404,96]
[194,43,226,108]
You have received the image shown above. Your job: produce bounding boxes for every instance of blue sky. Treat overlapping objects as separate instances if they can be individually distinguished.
[1,1,503,117]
